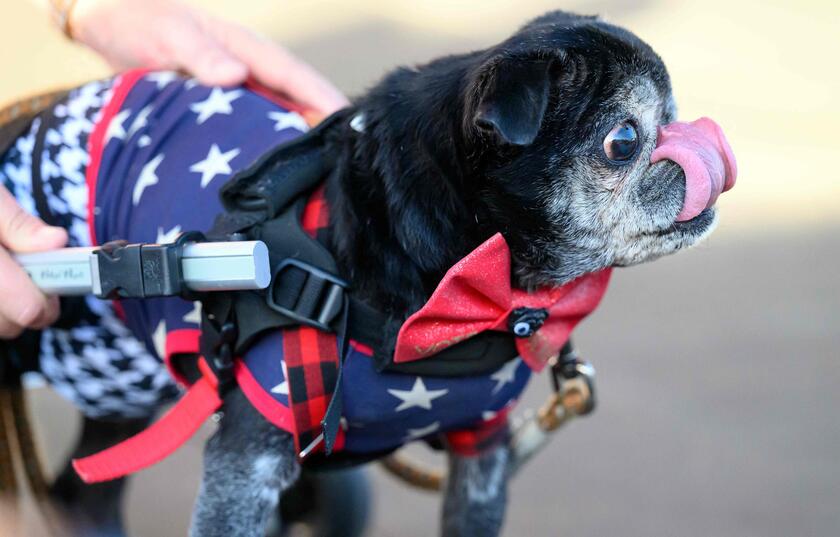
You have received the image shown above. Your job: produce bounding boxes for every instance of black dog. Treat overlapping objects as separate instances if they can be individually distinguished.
[3,10,735,536]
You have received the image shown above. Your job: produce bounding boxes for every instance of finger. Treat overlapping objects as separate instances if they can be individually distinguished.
[27,296,61,330]
[161,17,249,87]
[0,318,23,340]
[0,186,67,253]
[0,248,51,334]
[208,21,349,115]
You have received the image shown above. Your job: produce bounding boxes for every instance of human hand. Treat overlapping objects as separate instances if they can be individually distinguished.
[0,185,68,339]
[70,0,349,120]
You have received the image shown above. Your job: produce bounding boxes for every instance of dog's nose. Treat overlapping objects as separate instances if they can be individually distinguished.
[651,117,737,221]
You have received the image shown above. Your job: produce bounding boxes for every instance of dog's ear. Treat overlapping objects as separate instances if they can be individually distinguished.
[471,57,553,146]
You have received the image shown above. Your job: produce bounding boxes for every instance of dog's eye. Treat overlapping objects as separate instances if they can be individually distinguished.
[603,122,638,163]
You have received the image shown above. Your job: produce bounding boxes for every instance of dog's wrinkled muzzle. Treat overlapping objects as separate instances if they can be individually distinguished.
[651,117,737,222]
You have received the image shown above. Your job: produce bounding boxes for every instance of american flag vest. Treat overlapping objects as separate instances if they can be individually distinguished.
[73,70,554,483]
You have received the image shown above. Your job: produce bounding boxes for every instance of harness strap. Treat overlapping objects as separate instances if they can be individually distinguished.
[72,373,222,484]
[283,326,341,456]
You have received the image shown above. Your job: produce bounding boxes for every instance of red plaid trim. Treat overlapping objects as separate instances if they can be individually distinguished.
[301,184,329,238]
[444,406,512,457]
[283,184,338,455]
[282,326,340,453]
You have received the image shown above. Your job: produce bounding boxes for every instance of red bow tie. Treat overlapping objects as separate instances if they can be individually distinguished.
[394,233,612,371]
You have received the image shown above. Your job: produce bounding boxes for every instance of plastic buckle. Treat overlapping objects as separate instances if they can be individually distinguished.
[266,259,347,332]
[94,231,205,299]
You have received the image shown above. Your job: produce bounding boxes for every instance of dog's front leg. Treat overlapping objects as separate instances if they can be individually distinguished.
[189,389,299,537]
[441,443,511,537]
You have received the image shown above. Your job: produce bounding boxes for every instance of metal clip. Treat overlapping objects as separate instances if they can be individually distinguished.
[538,360,596,432]
[509,342,597,474]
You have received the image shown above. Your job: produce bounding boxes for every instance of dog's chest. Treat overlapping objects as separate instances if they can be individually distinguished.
[238,328,532,454]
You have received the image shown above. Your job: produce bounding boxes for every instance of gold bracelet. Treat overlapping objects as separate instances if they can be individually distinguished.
[49,0,80,40]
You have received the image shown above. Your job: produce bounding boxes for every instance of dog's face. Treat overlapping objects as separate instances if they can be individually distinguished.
[464,12,733,287]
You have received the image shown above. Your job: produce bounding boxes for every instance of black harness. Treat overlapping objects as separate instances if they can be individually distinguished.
[198,110,522,387]
[193,110,536,454]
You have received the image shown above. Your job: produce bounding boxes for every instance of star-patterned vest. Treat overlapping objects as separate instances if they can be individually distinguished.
[72,70,531,484]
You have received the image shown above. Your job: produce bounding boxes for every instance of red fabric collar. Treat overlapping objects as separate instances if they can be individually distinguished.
[395,233,612,371]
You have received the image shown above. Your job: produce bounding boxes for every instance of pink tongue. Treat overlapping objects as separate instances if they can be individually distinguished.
[650,117,737,222]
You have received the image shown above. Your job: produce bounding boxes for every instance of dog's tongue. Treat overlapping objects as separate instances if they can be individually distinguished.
[650,117,737,222]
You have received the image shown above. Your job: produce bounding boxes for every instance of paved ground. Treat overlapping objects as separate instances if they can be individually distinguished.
[2,0,839,535]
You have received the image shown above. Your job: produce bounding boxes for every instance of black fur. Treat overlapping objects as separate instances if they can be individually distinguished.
[325,10,672,318]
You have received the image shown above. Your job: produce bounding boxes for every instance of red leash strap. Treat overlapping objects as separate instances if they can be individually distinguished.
[72,375,222,483]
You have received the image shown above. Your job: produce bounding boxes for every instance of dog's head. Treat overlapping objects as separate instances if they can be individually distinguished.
[459,11,736,287]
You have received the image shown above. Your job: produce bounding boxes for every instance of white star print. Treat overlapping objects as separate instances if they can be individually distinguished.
[482,410,498,421]
[156,225,181,244]
[152,320,167,359]
[105,109,130,143]
[270,379,289,395]
[183,302,202,325]
[490,358,521,394]
[138,135,151,148]
[127,105,152,139]
[349,113,366,133]
[267,110,309,133]
[146,71,178,89]
[404,421,440,441]
[189,144,240,188]
[387,377,448,412]
[133,154,164,205]
[270,362,290,395]
[190,88,242,125]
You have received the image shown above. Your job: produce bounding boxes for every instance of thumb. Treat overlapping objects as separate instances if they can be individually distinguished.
[165,20,249,87]
[0,186,67,253]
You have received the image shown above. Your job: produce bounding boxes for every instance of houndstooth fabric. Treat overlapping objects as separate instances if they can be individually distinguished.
[1,79,180,419]
[2,117,40,221]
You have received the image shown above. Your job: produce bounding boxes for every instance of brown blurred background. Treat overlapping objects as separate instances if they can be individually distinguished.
[2,0,839,536]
